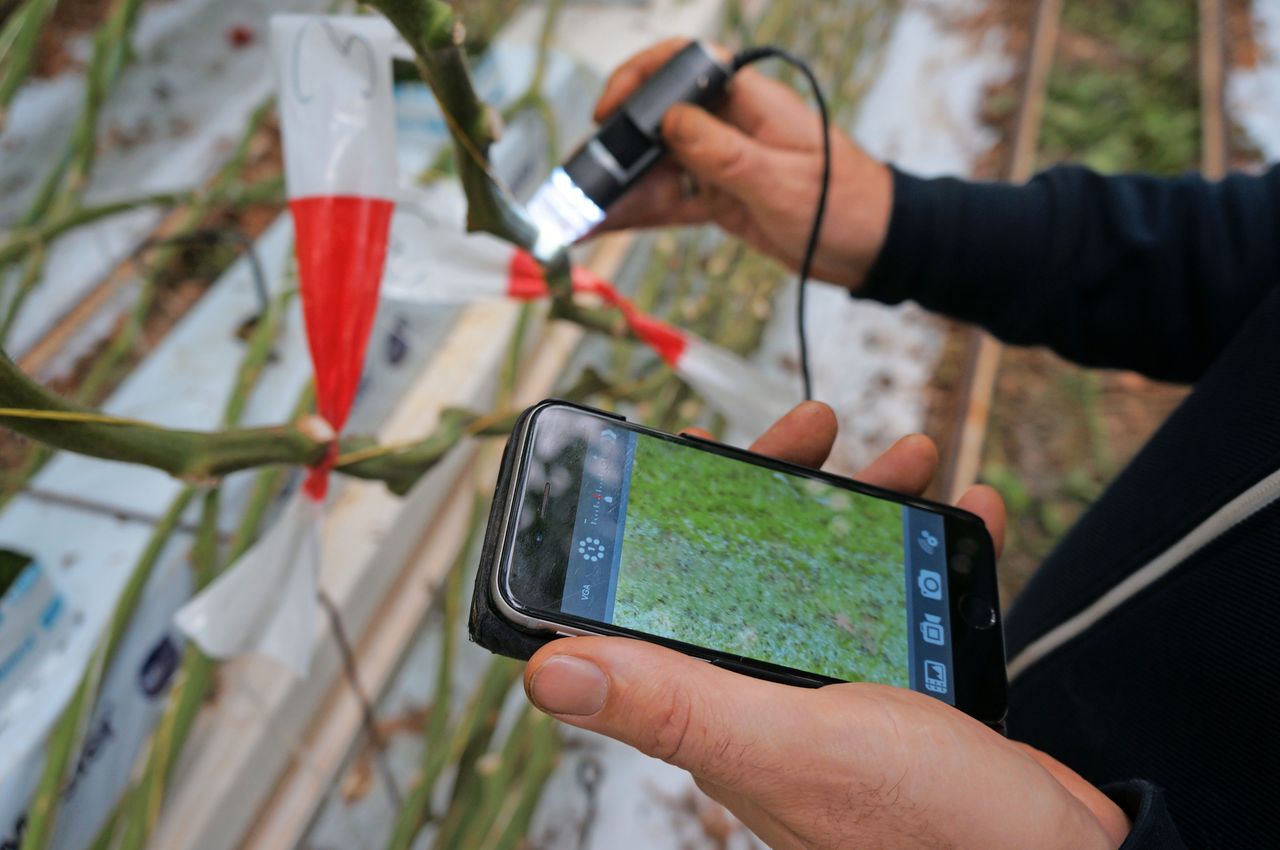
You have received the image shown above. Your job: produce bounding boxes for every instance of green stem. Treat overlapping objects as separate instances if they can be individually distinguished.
[0,351,327,478]
[116,488,222,850]
[421,492,486,766]
[96,390,310,849]
[18,664,98,850]
[0,191,191,268]
[369,0,539,252]
[0,344,519,491]
[0,247,45,345]
[228,384,316,562]
[0,0,59,130]
[385,657,521,850]
[0,176,283,271]
[21,274,296,846]
[16,486,196,850]
[486,716,560,850]
[497,304,534,411]
[439,704,537,850]
[20,0,145,229]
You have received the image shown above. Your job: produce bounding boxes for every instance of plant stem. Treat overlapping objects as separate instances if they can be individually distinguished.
[19,0,145,230]
[21,275,298,847]
[385,657,521,850]
[18,660,101,850]
[486,715,559,850]
[0,191,191,268]
[115,488,222,850]
[0,0,59,130]
[369,0,539,252]
[0,352,327,478]
[0,247,45,345]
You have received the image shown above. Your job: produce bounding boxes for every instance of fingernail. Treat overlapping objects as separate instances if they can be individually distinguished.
[528,655,608,716]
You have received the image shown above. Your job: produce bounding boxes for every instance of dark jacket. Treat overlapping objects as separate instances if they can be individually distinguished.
[862,163,1280,849]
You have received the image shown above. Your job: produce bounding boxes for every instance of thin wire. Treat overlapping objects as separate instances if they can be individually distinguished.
[318,589,405,810]
[731,47,831,401]
[133,228,271,315]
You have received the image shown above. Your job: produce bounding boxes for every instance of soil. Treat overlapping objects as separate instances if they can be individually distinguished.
[32,0,119,78]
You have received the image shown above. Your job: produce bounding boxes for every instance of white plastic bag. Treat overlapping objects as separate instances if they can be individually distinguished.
[175,13,404,676]
[174,494,320,678]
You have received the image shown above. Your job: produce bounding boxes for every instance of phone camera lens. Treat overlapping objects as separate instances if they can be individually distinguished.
[960,594,997,629]
[534,531,545,542]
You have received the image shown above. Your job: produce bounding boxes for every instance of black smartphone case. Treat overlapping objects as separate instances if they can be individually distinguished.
[467,404,556,660]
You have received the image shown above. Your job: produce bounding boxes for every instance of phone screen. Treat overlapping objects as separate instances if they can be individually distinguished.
[508,407,959,702]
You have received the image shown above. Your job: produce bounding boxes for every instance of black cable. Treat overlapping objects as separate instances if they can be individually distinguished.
[731,47,831,402]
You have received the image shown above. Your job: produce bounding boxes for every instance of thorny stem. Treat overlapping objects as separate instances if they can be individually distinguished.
[1,1,606,493]
[0,248,45,345]
[0,98,282,501]
[385,657,522,850]
[93,389,311,850]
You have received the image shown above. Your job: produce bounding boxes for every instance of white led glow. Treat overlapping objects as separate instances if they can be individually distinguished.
[527,167,606,258]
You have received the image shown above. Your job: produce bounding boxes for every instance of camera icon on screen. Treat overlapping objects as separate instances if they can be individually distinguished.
[917,569,943,600]
[919,613,946,646]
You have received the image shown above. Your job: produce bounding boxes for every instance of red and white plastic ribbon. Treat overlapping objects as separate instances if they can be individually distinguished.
[177,15,403,676]
[388,233,799,435]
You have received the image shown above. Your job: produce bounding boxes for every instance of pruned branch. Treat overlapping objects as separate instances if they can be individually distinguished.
[0,343,523,493]
[369,0,538,251]
[368,0,576,296]
[0,1,591,497]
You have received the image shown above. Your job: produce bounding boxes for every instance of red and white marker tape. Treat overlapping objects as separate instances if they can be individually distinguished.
[177,15,404,676]
[390,240,798,434]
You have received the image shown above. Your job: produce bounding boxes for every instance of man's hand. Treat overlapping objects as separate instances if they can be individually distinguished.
[589,39,893,290]
[523,402,1130,850]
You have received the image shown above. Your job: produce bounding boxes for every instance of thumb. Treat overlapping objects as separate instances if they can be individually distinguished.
[525,636,792,784]
[663,103,771,202]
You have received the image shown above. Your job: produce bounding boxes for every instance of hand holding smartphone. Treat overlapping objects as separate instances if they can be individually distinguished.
[471,400,1007,724]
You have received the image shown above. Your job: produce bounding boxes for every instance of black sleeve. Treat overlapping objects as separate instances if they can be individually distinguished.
[1103,781,1188,849]
[859,164,1280,382]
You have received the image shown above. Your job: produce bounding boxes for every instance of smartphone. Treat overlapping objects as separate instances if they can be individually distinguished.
[486,400,1007,723]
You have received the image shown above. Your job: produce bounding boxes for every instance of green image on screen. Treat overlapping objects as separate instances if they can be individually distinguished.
[611,436,909,684]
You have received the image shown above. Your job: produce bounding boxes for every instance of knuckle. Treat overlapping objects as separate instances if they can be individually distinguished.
[708,135,750,179]
[646,683,697,765]
[642,683,759,787]
[599,69,636,109]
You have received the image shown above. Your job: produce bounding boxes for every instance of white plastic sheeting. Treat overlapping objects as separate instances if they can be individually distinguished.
[0,33,589,850]
[753,0,1012,474]
[0,0,331,365]
[1228,1,1280,159]
[0,506,192,850]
